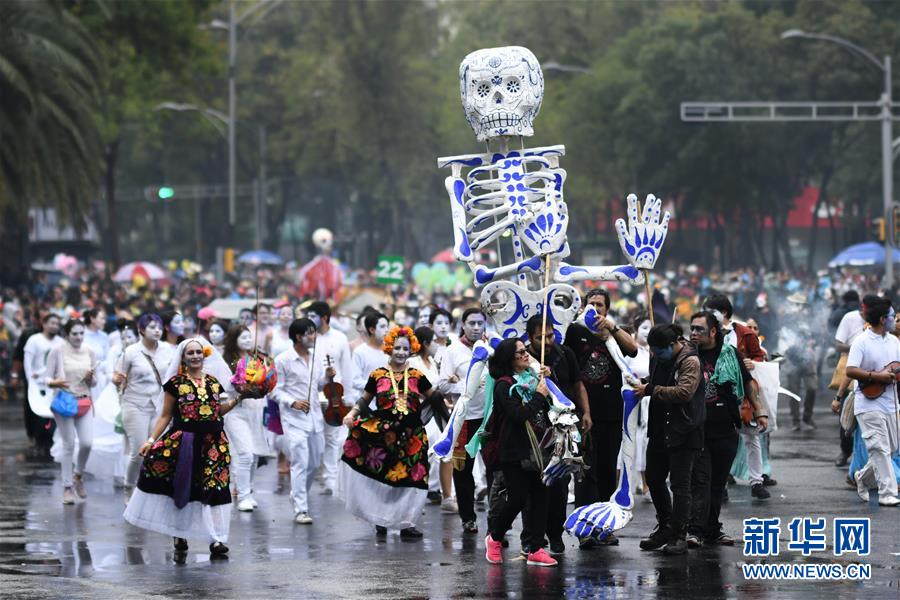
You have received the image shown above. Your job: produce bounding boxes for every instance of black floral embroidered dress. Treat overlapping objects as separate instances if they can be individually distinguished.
[136,373,232,506]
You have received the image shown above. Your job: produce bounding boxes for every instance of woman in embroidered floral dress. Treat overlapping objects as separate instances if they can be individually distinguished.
[340,326,435,539]
[124,338,239,560]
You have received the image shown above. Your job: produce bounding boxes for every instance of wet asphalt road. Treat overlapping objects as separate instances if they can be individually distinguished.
[0,398,897,599]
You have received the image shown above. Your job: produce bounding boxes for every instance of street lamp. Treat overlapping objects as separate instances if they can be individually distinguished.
[782,29,894,286]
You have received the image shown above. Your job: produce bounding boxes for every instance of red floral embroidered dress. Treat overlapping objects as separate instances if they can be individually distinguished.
[342,367,431,489]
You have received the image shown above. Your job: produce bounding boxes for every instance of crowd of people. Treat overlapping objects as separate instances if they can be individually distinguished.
[2,261,898,567]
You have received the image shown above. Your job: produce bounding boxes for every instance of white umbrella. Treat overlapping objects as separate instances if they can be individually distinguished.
[113,261,167,282]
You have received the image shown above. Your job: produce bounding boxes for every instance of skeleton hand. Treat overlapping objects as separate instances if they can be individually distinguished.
[615,194,670,271]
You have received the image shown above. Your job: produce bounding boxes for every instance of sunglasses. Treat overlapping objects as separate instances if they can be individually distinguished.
[689,325,708,333]
[514,349,529,357]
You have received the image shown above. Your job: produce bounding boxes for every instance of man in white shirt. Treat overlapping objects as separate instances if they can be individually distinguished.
[272,318,334,523]
[438,308,488,534]
[350,312,389,404]
[845,295,900,507]
[306,301,354,495]
[23,313,63,449]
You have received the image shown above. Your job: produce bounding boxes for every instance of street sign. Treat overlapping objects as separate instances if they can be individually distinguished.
[375,255,404,284]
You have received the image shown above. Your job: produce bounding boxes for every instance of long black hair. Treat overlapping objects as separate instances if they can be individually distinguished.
[690,310,724,349]
[647,323,683,348]
[413,326,434,356]
[488,338,519,380]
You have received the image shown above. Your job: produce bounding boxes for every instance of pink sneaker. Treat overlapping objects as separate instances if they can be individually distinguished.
[485,534,503,564]
[526,547,558,567]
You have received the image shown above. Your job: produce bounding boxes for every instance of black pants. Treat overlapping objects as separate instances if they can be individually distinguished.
[519,474,569,548]
[574,420,622,506]
[839,425,853,458]
[689,432,738,539]
[23,390,54,446]
[490,465,548,550]
[645,442,698,529]
[453,418,482,523]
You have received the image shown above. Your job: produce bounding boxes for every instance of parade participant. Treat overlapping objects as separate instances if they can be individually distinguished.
[222,325,271,511]
[845,296,900,506]
[564,288,637,548]
[782,294,818,430]
[22,312,62,450]
[439,308,489,534]
[624,315,652,499]
[112,314,176,504]
[271,318,333,524]
[82,308,109,372]
[687,311,764,548]
[522,315,590,555]
[833,295,866,467]
[429,307,455,348]
[305,301,353,496]
[350,312,389,402]
[251,303,274,354]
[46,319,97,504]
[340,326,435,539]
[409,326,456,511]
[482,338,557,567]
[416,304,434,328]
[348,310,374,353]
[207,319,227,357]
[634,323,703,555]
[271,302,294,358]
[124,338,238,559]
[161,311,185,346]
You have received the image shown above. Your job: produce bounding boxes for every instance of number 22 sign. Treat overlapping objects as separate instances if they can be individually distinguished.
[375,255,404,284]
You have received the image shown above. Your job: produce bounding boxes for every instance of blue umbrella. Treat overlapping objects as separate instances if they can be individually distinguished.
[238,250,284,266]
[828,242,900,268]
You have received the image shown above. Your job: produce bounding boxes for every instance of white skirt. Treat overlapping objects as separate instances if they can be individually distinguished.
[337,462,427,529]
[123,488,231,543]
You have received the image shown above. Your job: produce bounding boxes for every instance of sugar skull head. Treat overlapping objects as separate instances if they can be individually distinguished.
[459,46,544,142]
[312,228,333,254]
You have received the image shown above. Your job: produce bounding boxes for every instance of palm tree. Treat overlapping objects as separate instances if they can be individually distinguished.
[0,0,103,281]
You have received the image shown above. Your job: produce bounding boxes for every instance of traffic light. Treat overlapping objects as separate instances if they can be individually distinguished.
[157,186,175,200]
[143,186,176,202]
[223,248,235,273]
[892,205,900,247]
[872,217,886,242]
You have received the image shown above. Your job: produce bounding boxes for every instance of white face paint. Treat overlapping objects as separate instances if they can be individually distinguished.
[373,318,389,343]
[307,312,323,330]
[637,320,652,345]
[208,324,225,345]
[122,328,139,347]
[417,307,432,328]
[278,307,294,327]
[237,330,254,351]
[169,314,184,336]
[258,307,274,327]
[143,321,163,342]
[390,337,411,366]
[67,324,85,349]
[462,313,486,343]
[432,315,451,340]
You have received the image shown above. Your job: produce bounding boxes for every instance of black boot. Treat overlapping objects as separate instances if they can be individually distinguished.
[662,524,687,555]
[639,523,671,551]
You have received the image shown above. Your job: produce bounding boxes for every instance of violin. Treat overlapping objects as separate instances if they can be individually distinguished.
[859,361,900,399]
[322,355,348,426]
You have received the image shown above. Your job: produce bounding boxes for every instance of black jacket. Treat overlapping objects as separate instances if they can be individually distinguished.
[645,343,705,449]
[490,377,550,469]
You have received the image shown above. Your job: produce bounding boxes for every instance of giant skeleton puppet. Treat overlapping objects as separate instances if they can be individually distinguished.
[429,46,672,541]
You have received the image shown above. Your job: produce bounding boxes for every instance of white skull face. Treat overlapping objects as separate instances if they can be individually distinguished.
[312,228,333,253]
[459,46,544,142]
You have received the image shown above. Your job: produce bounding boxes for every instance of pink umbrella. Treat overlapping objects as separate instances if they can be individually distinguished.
[113,261,167,283]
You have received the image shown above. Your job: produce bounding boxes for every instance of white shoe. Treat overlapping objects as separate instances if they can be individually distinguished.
[854,472,870,503]
[237,499,255,512]
[878,495,900,506]
[294,512,313,524]
[249,497,259,508]
[440,497,458,513]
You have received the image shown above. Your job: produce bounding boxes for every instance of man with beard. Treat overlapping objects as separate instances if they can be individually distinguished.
[687,311,766,548]
[564,289,637,548]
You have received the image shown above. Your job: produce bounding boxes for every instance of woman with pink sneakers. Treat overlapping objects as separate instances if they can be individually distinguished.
[482,338,558,567]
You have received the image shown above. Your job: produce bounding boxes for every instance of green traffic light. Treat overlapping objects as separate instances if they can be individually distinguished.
[158,186,175,200]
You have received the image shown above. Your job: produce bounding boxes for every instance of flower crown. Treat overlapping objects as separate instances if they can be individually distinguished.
[382,326,420,355]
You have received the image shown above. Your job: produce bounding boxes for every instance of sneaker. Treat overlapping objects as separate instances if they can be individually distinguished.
[803,419,817,430]
[662,535,687,555]
[834,454,850,468]
[441,497,458,513]
[400,527,423,539]
[878,495,900,506]
[173,537,188,551]
[596,533,619,546]
[639,524,671,551]
[854,472,870,503]
[209,542,229,558]
[526,547,558,567]
[427,491,442,504]
[249,496,259,508]
[237,499,255,512]
[751,483,770,500]
[686,533,703,549]
[548,538,566,555]
[321,487,334,496]
[73,475,87,499]
[485,534,503,564]
[791,423,802,432]
[762,474,777,487]
[707,531,735,546]
[462,520,478,534]
[375,525,388,536]
[62,487,76,505]
[294,512,313,524]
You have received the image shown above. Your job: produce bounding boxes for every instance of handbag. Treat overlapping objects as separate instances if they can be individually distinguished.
[839,392,856,432]
[828,353,849,390]
[51,389,78,417]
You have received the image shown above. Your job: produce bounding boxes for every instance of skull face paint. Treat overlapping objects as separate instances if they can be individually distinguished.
[432,314,451,340]
[462,313,486,343]
[637,319,652,345]
[390,336,411,367]
[237,330,254,352]
[373,318,389,344]
[208,324,225,345]
[169,314,185,336]
[143,321,163,342]
[122,328,139,347]
[459,46,544,142]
